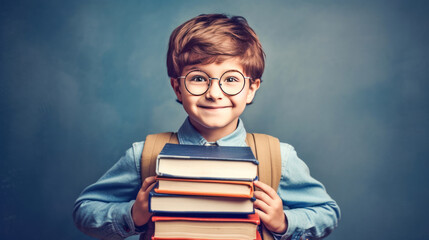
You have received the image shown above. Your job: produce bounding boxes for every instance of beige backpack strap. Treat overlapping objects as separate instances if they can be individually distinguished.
[246,133,281,190]
[141,132,179,184]
[140,132,178,240]
[246,133,282,240]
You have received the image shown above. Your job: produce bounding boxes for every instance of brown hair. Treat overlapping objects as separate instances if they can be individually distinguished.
[166,14,265,81]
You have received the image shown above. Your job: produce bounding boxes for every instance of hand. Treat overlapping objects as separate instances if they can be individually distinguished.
[253,180,288,234]
[132,176,157,226]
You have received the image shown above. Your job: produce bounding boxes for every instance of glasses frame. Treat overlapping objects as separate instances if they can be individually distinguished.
[177,69,252,96]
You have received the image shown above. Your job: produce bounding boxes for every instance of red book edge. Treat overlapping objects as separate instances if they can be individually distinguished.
[154,177,254,198]
[152,213,260,224]
[151,229,262,240]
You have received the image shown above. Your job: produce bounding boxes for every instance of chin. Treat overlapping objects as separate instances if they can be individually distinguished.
[192,117,230,129]
[200,121,228,129]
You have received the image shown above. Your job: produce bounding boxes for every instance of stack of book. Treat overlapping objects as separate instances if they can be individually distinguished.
[149,143,261,240]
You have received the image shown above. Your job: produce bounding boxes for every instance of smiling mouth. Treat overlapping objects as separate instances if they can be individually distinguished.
[198,105,231,109]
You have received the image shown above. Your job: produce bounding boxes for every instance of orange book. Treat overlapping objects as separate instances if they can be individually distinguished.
[151,214,260,240]
[155,177,254,198]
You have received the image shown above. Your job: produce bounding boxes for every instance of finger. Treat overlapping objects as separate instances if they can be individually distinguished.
[254,190,273,206]
[142,181,157,199]
[253,198,270,214]
[255,208,268,222]
[141,176,157,191]
[254,180,278,199]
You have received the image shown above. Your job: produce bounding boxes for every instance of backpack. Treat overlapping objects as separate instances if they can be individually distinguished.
[140,132,282,240]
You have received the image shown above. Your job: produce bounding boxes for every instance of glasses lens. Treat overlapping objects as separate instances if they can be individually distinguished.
[185,71,209,95]
[220,70,246,95]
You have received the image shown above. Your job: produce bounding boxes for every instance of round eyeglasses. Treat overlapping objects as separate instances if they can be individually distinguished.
[177,70,252,96]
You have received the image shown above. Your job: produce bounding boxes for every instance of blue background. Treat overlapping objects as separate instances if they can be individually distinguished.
[1,0,428,239]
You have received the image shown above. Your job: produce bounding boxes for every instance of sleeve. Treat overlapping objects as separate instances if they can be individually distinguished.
[73,141,146,239]
[272,143,341,240]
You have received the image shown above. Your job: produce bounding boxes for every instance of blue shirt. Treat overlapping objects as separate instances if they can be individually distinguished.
[73,118,340,240]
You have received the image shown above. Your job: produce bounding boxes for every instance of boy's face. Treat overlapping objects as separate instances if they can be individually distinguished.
[171,58,260,138]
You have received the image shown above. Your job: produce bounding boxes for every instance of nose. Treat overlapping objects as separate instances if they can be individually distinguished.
[205,78,224,100]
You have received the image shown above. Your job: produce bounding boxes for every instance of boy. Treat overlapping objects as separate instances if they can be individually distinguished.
[73,14,340,240]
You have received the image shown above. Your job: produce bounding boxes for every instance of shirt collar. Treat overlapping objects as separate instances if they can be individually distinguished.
[177,117,248,147]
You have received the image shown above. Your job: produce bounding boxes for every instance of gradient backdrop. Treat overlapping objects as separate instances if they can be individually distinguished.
[1,0,428,239]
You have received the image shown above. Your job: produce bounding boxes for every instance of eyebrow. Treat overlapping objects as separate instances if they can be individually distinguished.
[183,67,241,74]
[187,66,200,71]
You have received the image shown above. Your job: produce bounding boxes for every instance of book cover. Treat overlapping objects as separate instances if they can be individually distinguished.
[155,177,254,198]
[151,213,260,240]
[152,231,261,240]
[149,186,255,215]
[156,144,259,181]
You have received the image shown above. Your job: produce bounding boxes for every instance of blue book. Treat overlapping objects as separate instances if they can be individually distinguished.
[155,144,259,181]
[149,185,255,215]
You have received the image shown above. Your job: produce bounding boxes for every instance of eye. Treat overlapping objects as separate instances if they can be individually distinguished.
[224,76,240,83]
[190,76,207,82]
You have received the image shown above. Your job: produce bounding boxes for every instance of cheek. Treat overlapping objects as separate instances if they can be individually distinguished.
[244,87,255,102]
[236,89,252,103]
[181,95,200,110]
[230,95,248,109]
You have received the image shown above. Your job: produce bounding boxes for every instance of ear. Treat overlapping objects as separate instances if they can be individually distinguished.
[170,78,183,103]
[246,79,261,104]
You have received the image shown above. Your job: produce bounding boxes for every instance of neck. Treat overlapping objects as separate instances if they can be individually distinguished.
[189,118,238,142]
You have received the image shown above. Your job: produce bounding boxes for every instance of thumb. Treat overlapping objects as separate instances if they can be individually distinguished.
[141,176,157,191]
